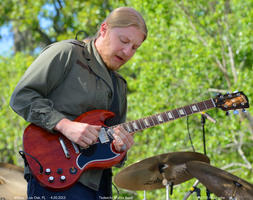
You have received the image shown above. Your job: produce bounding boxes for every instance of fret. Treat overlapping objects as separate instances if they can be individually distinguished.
[156,114,164,123]
[151,115,159,125]
[128,122,135,132]
[166,111,174,120]
[172,109,180,119]
[148,117,155,126]
[197,102,206,111]
[124,123,133,133]
[121,124,128,132]
[144,118,150,127]
[138,119,145,130]
[191,104,199,113]
[204,99,216,109]
[161,112,169,122]
[184,105,192,115]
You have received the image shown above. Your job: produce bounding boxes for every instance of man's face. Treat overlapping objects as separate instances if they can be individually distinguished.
[95,23,145,71]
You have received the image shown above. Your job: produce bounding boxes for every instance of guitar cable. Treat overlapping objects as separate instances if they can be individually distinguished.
[112,182,120,200]
[19,150,44,174]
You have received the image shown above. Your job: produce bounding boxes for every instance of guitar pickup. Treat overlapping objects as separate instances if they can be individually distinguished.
[98,127,110,144]
[71,142,80,154]
[59,137,70,158]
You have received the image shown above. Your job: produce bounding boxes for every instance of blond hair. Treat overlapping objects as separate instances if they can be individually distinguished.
[97,7,148,41]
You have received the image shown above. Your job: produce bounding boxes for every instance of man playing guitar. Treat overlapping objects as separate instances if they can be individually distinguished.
[10,7,148,199]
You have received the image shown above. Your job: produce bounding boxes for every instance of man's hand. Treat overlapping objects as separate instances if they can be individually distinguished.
[112,125,134,152]
[54,118,101,148]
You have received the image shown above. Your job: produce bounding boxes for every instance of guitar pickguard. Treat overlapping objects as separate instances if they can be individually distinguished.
[76,142,120,169]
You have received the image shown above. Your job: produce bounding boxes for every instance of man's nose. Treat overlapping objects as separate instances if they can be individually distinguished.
[122,45,134,57]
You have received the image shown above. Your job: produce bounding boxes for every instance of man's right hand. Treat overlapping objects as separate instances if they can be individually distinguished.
[54,118,101,148]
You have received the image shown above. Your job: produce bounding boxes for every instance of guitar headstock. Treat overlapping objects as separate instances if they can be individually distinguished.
[214,91,250,111]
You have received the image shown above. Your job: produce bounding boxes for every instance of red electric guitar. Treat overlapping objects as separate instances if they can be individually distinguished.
[22,91,249,191]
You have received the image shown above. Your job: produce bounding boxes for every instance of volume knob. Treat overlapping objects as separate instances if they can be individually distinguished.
[45,168,51,175]
[60,175,66,182]
[48,176,54,183]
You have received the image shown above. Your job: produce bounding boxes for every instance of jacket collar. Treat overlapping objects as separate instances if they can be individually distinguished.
[83,39,114,92]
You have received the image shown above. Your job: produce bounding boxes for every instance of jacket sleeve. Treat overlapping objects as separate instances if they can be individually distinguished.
[10,42,74,132]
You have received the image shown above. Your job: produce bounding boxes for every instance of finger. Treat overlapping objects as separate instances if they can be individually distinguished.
[90,125,102,131]
[117,126,134,145]
[113,128,132,150]
[81,135,93,145]
[112,135,126,152]
[78,140,90,148]
[87,125,100,137]
[85,131,98,143]
[113,133,124,145]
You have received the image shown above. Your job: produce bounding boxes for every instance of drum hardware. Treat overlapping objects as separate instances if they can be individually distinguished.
[143,190,146,200]
[114,153,253,199]
[183,180,201,200]
[114,152,210,191]
[159,163,173,200]
[186,161,253,200]
[114,152,210,199]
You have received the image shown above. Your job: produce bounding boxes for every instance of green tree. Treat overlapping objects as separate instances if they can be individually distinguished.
[0,0,115,53]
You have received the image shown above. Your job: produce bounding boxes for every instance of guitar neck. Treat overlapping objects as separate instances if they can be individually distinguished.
[111,98,216,134]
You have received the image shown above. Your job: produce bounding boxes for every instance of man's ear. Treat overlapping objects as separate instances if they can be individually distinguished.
[100,22,108,37]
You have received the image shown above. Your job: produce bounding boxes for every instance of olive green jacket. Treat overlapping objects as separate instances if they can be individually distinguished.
[10,39,127,190]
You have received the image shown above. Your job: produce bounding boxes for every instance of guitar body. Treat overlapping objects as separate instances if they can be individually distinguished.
[23,110,126,191]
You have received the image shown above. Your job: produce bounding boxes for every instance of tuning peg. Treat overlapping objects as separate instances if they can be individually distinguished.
[233,110,239,115]
[233,90,238,93]
[226,111,230,116]
[242,109,247,113]
[216,93,223,98]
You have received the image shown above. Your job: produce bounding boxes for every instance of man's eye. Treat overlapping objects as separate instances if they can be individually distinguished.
[121,40,128,44]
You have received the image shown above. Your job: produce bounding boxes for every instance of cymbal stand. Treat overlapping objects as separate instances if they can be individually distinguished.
[143,190,146,200]
[183,180,201,200]
[159,164,173,200]
[230,181,242,200]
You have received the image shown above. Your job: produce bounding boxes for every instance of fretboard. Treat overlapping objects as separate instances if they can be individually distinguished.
[110,98,216,134]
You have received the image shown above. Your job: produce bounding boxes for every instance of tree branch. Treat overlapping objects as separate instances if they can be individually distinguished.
[34,27,53,46]
[233,131,252,170]
[175,1,232,88]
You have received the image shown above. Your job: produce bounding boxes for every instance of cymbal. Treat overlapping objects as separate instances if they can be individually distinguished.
[0,163,27,200]
[114,152,210,191]
[186,161,253,200]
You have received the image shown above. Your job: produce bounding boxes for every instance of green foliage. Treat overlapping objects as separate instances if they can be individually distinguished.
[0,0,253,199]
[0,53,33,164]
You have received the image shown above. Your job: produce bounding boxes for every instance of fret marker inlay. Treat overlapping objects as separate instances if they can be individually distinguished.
[179,109,185,115]
[157,115,164,122]
[192,105,198,112]
[132,122,138,130]
[167,112,174,119]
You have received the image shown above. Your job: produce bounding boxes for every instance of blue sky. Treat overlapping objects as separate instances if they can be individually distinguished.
[0,3,54,57]
[0,25,14,56]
